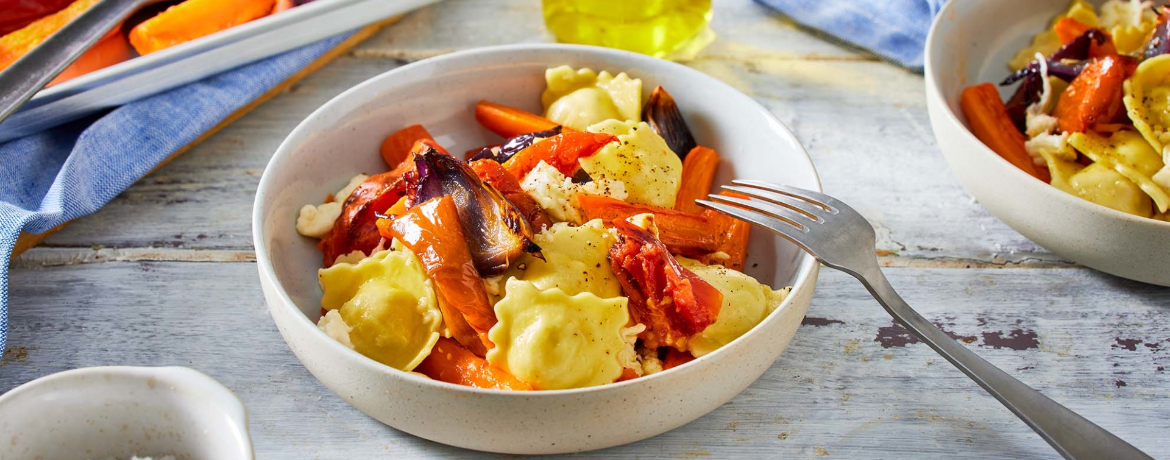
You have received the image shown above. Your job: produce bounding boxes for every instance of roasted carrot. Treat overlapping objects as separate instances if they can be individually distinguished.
[662,348,696,370]
[503,131,616,179]
[0,0,99,72]
[380,124,445,168]
[415,338,533,390]
[959,83,1047,181]
[1053,18,1117,56]
[47,29,133,86]
[475,100,561,138]
[1053,55,1131,135]
[378,196,495,355]
[577,195,722,258]
[0,0,74,36]
[701,191,752,272]
[128,0,275,55]
[674,146,722,213]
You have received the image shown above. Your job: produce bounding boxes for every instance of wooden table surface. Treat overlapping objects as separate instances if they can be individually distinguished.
[3,1,1168,458]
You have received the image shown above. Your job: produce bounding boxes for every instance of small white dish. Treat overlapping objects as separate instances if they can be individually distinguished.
[925,0,1170,286]
[0,366,253,460]
[252,44,821,454]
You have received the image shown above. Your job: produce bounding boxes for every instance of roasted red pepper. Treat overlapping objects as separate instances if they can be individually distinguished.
[577,194,721,258]
[317,171,407,267]
[377,196,495,355]
[0,0,74,36]
[469,158,553,231]
[503,131,617,179]
[608,219,723,350]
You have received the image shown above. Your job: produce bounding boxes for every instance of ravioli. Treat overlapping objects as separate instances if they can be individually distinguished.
[1008,0,1097,70]
[1068,163,1153,216]
[1122,54,1170,192]
[498,219,621,298]
[487,279,630,390]
[1068,131,1170,212]
[581,119,683,208]
[679,258,789,357]
[318,248,442,371]
[1099,0,1158,55]
[542,66,642,130]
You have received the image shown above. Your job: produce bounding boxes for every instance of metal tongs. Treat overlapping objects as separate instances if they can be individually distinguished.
[0,0,162,125]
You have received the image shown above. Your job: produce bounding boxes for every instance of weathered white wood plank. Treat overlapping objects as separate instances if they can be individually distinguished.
[3,263,1166,458]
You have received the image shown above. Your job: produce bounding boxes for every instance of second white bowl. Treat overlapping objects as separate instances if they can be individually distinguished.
[925,0,1170,286]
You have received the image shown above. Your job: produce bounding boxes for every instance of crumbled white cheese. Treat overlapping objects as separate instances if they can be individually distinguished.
[639,347,663,376]
[520,161,628,223]
[295,174,369,238]
[295,202,342,238]
[317,309,355,349]
[618,324,646,373]
[1025,132,1077,166]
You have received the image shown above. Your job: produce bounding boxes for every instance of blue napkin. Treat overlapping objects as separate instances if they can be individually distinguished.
[0,33,353,352]
[754,0,948,71]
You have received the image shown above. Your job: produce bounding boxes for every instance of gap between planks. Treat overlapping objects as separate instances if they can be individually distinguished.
[11,246,1077,270]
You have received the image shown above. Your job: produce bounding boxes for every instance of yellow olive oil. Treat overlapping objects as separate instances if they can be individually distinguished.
[542,0,713,59]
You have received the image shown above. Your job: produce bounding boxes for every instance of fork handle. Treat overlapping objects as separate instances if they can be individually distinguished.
[0,0,147,125]
[852,264,1151,460]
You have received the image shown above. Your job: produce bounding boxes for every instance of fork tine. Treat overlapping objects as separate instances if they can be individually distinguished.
[695,200,818,257]
[708,194,820,226]
[731,179,840,212]
[721,185,826,221]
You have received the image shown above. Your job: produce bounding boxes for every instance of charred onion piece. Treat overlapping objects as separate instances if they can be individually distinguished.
[412,149,541,275]
[1145,6,1170,59]
[608,219,723,350]
[470,126,564,164]
[643,85,698,159]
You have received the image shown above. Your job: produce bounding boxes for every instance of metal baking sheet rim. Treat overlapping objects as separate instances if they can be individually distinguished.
[0,0,440,142]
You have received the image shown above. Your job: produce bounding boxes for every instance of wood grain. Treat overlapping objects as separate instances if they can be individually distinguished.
[4,1,1168,459]
[2,264,1166,459]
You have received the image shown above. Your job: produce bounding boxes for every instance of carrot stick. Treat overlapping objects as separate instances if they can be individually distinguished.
[47,29,132,86]
[380,124,445,168]
[1053,55,1131,134]
[674,146,721,213]
[0,0,100,72]
[577,195,722,258]
[475,100,561,138]
[959,83,1046,181]
[129,0,275,55]
[415,337,533,390]
[699,191,752,272]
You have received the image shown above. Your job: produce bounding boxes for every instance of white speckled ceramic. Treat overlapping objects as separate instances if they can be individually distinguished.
[926,0,1170,286]
[253,44,820,454]
[0,366,253,460]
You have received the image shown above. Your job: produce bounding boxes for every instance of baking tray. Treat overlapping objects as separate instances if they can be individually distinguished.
[0,0,440,142]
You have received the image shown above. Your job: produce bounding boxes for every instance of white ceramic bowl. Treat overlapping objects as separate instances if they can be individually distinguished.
[0,366,253,460]
[253,44,820,454]
[926,0,1170,286]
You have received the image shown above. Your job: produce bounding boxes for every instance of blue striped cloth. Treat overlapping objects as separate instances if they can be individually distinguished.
[0,33,352,352]
[754,0,948,70]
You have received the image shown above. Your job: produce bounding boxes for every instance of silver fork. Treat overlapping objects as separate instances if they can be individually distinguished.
[697,180,1152,460]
